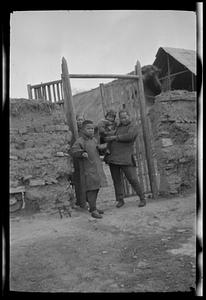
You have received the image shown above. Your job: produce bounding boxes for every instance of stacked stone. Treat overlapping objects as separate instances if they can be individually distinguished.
[148,90,197,195]
[10,99,73,212]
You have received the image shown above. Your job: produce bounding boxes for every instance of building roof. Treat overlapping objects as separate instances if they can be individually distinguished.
[154,47,196,75]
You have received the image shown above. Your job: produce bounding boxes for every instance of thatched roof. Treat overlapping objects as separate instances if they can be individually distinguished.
[154,47,196,75]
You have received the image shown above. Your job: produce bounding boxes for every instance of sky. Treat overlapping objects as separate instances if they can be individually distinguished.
[10,10,197,98]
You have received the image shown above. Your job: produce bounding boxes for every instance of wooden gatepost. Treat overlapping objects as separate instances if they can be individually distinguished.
[61,57,87,207]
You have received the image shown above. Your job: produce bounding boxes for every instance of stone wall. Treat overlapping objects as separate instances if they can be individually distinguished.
[148,90,197,196]
[10,99,73,212]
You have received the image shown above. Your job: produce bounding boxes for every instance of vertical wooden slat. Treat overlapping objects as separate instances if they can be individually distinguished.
[56,83,61,102]
[34,88,38,100]
[135,60,158,199]
[47,85,52,102]
[99,83,107,116]
[60,81,64,100]
[27,84,32,99]
[37,87,42,99]
[42,85,47,100]
[52,84,57,102]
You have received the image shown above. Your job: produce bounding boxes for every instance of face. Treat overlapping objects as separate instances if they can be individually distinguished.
[83,124,94,137]
[77,117,84,127]
[119,112,130,125]
[106,115,115,123]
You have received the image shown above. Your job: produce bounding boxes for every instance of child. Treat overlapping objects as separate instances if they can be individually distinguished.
[97,109,117,158]
[70,120,108,218]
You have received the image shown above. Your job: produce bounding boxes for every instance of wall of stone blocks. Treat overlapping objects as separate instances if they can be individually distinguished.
[148,90,197,196]
[10,99,73,212]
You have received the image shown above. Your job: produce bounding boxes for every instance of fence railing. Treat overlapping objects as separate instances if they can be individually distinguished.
[27,80,64,102]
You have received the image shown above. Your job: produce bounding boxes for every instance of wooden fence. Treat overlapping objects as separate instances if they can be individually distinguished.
[27,80,64,102]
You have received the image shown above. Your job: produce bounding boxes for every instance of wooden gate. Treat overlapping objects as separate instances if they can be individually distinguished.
[28,57,158,201]
[99,70,157,198]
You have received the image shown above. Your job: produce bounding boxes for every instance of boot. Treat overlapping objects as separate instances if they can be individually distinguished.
[91,210,103,219]
[116,200,125,208]
[138,198,146,207]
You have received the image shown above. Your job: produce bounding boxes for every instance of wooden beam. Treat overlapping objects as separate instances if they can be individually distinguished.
[135,60,158,199]
[159,69,190,81]
[63,73,139,79]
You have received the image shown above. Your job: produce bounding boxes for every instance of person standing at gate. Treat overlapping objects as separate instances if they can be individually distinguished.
[70,120,108,218]
[104,109,146,208]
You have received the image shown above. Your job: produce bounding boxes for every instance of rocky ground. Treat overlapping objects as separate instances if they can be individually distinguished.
[9,167,197,293]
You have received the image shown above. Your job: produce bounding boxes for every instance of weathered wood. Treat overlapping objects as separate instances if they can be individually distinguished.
[27,84,32,99]
[31,79,62,89]
[42,85,47,100]
[61,57,86,207]
[63,73,139,79]
[47,85,52,102]
[135,60,158,199]
[52,84,57,102]
[60,81,64,100]
[61,57,78,143]
[56,83,61,101]
[34,88,38,100]
[99,84,107,116]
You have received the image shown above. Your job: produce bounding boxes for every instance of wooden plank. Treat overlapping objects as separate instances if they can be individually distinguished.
[27,84,32,99]
[47,85,52,102]
[60,81,64,101]
[56,83,61,101]
[34,88,38,100]
[38,87,42,99]
[52,84,57,102]
[99,83,107,116]
[42,85,47,100]
[135,60,158,199]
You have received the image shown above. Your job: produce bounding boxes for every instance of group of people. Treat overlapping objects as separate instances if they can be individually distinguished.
[70,109,146,219]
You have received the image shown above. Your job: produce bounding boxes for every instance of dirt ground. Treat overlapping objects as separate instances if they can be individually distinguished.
[9,166,196,293]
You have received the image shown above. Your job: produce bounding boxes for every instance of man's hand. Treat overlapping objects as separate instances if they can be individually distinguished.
[82,152,89,158]
[104,135,117,142]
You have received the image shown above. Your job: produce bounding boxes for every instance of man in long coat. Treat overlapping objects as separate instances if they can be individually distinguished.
[105,109,146,208]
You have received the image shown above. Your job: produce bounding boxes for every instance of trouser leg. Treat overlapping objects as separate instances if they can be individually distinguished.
[121,165,145,200]
[109,164,124,202]
[86,189,99,212]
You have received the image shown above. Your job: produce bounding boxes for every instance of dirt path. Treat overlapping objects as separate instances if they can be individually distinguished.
[10,191,196,293]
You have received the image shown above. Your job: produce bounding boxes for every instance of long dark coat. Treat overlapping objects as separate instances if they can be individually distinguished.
[71,136,107,191]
